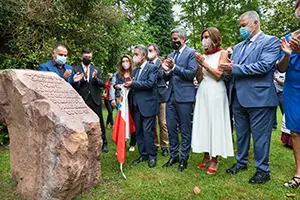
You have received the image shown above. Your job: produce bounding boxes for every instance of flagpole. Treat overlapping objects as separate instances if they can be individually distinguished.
[120,163,127,180]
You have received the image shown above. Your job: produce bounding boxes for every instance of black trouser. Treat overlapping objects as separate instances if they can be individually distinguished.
[104,99,114,126]
[273,92,284,128]
[86,95,107,145]
[130,132,136,146]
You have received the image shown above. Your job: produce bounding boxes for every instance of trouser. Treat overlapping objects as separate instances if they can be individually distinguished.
[232,90,275,173]
[104,99,114,126]
[154,102,169,149]
[86,95,107,145]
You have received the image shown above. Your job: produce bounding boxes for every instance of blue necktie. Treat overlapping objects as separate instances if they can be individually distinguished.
[237,40,251,64]
[174,51,180,64]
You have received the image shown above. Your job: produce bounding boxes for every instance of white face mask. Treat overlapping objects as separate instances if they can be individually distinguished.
[148,52,155,60]
[133,55,142,65]
[296,7,300,21]
[122,62,130,70]
[202,38,213,50]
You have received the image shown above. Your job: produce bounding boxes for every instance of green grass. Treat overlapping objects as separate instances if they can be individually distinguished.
[0,109,299,199]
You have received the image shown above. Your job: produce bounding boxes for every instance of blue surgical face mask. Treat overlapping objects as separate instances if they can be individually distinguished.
[56,55,67,65]
[239,27,251,40]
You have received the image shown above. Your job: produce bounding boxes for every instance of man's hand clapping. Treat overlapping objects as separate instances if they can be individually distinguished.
[63,69,72,80]
[73,72,84,82]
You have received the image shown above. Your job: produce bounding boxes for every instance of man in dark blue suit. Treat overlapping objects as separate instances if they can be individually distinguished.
[148,43,169,157]
[219,11,280,184]
[38,45,74,83]
[124,45,159,168]
[161,28,198,172]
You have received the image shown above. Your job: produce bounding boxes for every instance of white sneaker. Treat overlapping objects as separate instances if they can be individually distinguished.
[129,146,135,152]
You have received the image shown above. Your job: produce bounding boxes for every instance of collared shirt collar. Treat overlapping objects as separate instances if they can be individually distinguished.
[52,59,65,68]
[250,30,262,43]
[152,57,158,64]
[139,60,147,70]
[178,44,187,54]
[81,63,90,69]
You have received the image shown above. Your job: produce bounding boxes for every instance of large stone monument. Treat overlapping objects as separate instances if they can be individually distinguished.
[0,69,102,200]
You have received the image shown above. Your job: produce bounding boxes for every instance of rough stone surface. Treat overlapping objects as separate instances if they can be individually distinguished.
[0,69,102,200]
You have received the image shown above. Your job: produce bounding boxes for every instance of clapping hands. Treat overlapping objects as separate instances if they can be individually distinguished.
[63,69,72,80]
[161,57,175,72]
[73,72,84,82]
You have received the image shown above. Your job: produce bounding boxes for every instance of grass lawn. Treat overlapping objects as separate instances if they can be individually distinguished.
[0,109,298,199]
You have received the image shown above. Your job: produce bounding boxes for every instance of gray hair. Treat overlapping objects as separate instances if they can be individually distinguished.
[240,11,260,27]
[134,44,148,58]
[148,43,159,55]
[171,28,187,40]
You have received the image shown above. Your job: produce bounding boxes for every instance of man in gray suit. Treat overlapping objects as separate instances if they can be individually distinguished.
[161,28,198,172]
[219,11,280,184]
[148,43,169,157]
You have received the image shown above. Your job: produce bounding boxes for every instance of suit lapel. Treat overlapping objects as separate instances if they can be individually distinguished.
[240,32,264,64]
[139,62,148,79]
[155,59,160,66]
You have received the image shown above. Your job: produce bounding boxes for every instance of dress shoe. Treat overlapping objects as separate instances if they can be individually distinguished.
[162,148,169,157]
[248,171,270,184]
[163,156,179,167]
[148,159,157,168]
[178,159,188,172]
[132,156,148,165]
[226,163,247,174]
[102,144,108,153]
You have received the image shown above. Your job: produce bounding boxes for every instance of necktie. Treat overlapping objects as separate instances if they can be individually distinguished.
[237,40,251,64]
[149,61,154,64]
[174,51,180,64]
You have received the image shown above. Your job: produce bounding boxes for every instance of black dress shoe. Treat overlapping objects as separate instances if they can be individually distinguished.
[132,156,148,165]
[162,148,169,157]
[178,159,187,172]
[163,156,179,167]
[226,163,247,174]
[148,159,157,168]
[249,171,270,184]
[102,144,108,153]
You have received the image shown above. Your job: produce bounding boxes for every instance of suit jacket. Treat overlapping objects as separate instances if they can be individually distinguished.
[228,32,280,108]
[154,59,168,103]
[72,64,104,106]
[37,60,74,83]
[164,46,198,103]
[132,62,159,117]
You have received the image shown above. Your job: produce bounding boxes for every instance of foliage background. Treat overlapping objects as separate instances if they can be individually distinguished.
[0,0,299,143]
[0,0,299,72]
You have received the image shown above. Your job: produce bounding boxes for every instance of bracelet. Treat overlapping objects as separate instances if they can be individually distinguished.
[205,66,210,71]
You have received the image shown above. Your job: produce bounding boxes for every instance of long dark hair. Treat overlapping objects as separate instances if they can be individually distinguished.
[117,54,134,80]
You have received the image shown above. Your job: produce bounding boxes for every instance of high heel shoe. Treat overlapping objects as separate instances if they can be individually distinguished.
[197,160,210,169]
[207,162,218,175]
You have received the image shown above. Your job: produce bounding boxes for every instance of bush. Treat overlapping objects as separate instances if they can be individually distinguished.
[0,122,9,146]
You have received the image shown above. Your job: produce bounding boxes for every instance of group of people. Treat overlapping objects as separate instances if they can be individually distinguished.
[37,6,300,188]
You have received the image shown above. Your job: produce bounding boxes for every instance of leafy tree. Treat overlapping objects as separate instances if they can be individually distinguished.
[260,0,299,38]
[178,0,260,50]
[148,0,174,57]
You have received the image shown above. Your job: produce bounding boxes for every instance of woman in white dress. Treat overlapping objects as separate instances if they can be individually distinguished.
[192,27,234,174]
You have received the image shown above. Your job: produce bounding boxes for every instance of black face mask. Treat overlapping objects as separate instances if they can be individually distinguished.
[172,41,181,50]
[83,57,91,65]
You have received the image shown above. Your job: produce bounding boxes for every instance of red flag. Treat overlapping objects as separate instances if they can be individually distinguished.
[112,87,135,164]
